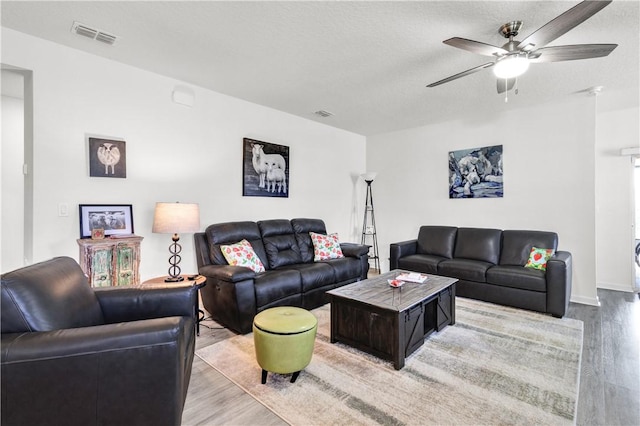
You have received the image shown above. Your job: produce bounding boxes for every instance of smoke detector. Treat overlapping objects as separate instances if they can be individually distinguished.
[71,21,118,45]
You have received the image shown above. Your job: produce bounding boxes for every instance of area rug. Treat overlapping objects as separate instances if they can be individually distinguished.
[196,298,583,425]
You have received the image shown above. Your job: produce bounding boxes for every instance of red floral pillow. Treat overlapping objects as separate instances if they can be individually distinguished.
[524,247,555,271]
[310,232,344,261]
[221,239,265,273]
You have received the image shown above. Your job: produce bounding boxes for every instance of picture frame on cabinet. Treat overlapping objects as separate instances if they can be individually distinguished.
[79,204,134,238]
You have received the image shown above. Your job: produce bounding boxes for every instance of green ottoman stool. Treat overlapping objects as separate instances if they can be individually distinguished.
[253,306,318,384]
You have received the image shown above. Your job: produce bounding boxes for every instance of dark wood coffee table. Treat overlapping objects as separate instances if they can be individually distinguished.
[327,270,457,370]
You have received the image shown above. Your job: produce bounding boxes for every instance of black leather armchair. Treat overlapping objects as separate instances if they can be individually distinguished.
[1,257,197,426]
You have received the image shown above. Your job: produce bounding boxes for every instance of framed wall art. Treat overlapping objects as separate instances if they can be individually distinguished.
[449,145,503,198]
[242,138,289,198]
[79,204,134,238]
[88,137,127,178]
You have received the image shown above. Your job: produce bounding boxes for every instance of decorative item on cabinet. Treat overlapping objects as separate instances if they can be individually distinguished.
[77,236,143,287]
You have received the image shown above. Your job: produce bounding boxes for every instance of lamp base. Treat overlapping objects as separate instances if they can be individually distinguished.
[164,275,185,283]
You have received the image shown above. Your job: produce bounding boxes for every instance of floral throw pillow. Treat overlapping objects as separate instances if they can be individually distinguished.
[220,239,265,273]
[524,247,555,271]
[310,232,344,261]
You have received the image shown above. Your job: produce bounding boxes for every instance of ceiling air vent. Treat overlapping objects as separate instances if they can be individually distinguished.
[314,110,334,118]
[95,32,117,45]
[71,21,118,45]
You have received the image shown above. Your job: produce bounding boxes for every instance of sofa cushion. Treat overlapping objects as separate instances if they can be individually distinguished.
[310,232,344,261]
[291,218,328,263]
[438,258,492,282]
[397,254,444,275]
[258,220,303,269]
[499,230,558,266]
[321,257,361,282]
[220,239,265,273]
[416,226,458,259]
[253,269,302,308]
[280,263,336,292]
[205,221,269,268]
[486,265,547,292]
[1,257,105,332]
[524,247,555,271]
[453,228,502,264]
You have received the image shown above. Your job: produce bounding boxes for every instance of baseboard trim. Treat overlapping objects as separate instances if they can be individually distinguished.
[597,282,635,293]
[570,294,601,306]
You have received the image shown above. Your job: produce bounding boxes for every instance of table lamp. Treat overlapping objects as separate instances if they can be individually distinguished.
[152,202,200,282]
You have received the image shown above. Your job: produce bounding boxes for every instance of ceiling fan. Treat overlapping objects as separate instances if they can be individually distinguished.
[426,0,618,95]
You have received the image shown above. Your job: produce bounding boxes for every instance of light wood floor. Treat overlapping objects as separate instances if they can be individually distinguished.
[182,289,640,426]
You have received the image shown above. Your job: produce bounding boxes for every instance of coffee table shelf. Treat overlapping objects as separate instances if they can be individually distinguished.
[327,270,457,370]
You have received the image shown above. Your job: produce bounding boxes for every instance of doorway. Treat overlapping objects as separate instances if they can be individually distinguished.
[1,66,33,272]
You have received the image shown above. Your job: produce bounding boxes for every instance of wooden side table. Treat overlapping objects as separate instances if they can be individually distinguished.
[141,275,206,335]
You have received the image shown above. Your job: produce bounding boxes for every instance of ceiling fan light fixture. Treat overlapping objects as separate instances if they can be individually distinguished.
[493,54,530,79]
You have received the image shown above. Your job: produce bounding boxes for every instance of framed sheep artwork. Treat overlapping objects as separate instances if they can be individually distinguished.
[449,144,503,198]
[242,138,289,198]
[88,137,127,178]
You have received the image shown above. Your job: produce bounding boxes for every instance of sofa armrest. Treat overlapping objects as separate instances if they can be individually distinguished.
[340,242,370,280]
[1,317,189,362]
[94,286,197,324]
[546,250,572,317]
[198,264,256,282]
[197,264,258,334]
[1,317,191,425]
[340,242,370,258]
[389,239,418,270]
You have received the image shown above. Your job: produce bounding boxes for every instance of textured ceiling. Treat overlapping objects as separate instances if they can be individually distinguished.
[2,1,638,136]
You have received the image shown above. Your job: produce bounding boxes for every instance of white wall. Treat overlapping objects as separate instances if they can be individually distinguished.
[1,28,367,279]
[367,96,605,305]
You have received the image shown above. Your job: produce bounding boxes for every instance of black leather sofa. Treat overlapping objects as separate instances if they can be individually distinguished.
[195,218,369,333]
[1,257,198,426]
[390,226,572,317]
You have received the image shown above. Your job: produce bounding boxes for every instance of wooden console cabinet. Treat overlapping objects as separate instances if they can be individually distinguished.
[77,236,143,287]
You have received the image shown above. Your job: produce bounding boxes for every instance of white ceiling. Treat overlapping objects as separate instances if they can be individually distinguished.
[2,1,638,136]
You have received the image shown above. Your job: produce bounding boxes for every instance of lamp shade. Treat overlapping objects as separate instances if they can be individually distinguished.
[493,55,530,79]
[152,202,200,234]
[360,172,378,182]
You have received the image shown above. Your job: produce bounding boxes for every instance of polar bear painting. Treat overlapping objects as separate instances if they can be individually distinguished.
[449,145,503,198]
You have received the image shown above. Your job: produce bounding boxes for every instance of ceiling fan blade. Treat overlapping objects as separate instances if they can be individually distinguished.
[427,63,494,88]
[496,78,515,94]
[443,38,508,57]
[516,0,613,51]
[529,44,618,62]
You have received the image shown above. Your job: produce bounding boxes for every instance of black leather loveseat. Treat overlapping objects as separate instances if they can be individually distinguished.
[1,256,198,426]
[390,226,572,317]
[195,218,369,333]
